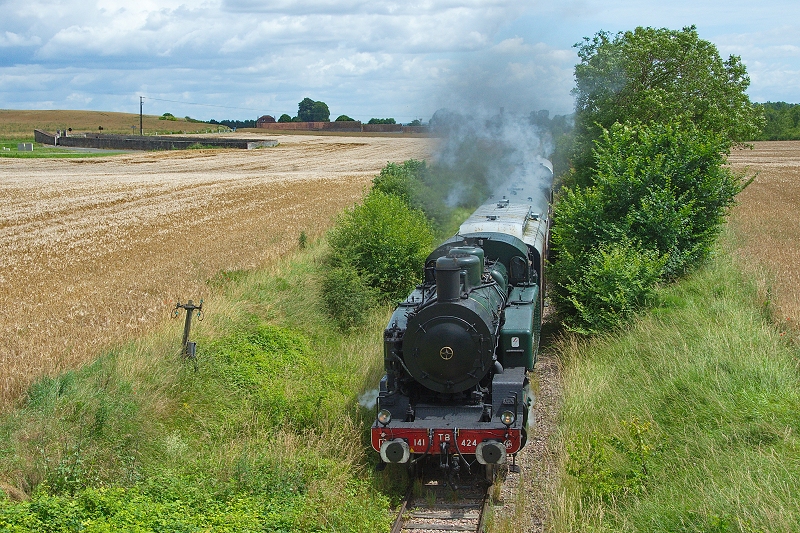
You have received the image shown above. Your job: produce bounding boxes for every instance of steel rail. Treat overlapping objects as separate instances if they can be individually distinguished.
[391,467,491,533]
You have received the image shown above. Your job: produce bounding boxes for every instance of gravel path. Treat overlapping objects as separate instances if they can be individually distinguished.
[491,316,563,532]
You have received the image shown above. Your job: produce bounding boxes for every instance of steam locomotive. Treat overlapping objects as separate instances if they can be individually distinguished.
[371,160,554,479]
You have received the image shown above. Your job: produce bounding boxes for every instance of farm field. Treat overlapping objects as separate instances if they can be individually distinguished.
[0,109,227,138]
[0,134,433,407]
[728,141,800,324]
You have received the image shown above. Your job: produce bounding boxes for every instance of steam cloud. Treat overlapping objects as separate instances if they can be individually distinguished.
[358,388,379,410]
[427,108,555,216]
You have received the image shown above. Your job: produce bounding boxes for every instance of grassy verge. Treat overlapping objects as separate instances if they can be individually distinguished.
[552,231,800,532]
[0,240,397,531]
[0,139,126,158]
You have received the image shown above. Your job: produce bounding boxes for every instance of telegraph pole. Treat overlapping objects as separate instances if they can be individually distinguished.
[172,299,203,371]
[139,96,144,135]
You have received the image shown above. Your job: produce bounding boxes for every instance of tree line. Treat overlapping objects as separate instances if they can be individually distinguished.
[209,98,414,127]
[754,101,800,140]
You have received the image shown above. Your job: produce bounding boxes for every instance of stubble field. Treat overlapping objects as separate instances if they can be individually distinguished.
[0,109,226,137]
[0,134,433,406]
[728,141,800,324]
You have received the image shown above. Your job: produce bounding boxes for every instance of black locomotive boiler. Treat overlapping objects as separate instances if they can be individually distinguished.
[371,160,554,478]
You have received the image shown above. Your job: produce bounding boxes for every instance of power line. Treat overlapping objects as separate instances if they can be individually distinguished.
[142,96,263,112]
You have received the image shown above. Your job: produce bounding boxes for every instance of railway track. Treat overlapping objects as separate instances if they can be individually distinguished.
[391,467,494,533]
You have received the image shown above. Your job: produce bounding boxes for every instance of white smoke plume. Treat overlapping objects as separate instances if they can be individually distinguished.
[358,388,379,410]
[427,108,555,214]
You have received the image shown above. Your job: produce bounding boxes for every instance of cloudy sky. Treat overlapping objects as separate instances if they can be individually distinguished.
[1,0,798,122]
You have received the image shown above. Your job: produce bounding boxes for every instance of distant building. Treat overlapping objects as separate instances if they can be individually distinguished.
[257,115,276,126]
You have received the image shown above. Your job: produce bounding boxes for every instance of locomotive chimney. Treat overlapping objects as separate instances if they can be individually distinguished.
[435,256,461,302]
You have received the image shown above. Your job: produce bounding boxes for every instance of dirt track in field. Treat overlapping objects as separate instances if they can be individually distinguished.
[0,135,433,406]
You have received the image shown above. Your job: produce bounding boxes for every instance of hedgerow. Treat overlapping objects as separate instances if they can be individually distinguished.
[552,25,763,333]
[323,190,433,329]
[550,120,743,332]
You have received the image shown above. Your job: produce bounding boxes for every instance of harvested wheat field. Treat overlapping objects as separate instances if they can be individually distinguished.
[729,141,800,324]
[0,135,433,406]
[0,109,225,137]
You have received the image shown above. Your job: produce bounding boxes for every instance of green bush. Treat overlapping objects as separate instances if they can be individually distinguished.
[550,120,740,332]
[371,160,425,207]
[321,263,379,331]
[556,240,665,333]
[371,159,484,237]
[326,190,433,303]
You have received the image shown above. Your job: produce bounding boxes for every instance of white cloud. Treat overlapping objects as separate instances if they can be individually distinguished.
[0,31,41,47]
[2,0,800,119]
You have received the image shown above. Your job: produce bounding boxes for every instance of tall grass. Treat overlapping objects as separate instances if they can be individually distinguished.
[552,233,800,532]
[0,240,395,531]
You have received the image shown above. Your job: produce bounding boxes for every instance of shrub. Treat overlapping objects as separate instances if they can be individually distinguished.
[371,160,425,207]
[371,159,477,237]
[321,263,379,331]
[326,190,433,303]
[550,120,740,331]
[555,240,666,332]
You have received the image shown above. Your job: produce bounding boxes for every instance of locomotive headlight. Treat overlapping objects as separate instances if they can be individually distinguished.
[377,409,392,426]
[500,410,516,427]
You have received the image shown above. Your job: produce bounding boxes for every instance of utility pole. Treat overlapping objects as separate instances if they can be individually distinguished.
[140,96,144,135]
[172,299,203,371]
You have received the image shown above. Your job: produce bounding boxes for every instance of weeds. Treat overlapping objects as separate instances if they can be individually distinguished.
[566,418,652,503]
[0,240,395,531]
[553,243,800,531]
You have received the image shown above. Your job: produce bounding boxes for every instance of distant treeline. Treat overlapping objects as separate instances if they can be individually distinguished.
[208,119,256,129]
[755,102,800,140]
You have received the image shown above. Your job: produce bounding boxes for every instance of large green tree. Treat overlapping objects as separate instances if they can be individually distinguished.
[297,97,315,122]
[570,25,764,186]
[551,25,763,332]
[297,97,330,122]
[311,101,330,122]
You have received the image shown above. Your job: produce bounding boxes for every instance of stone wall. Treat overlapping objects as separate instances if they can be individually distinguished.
[34,130,277,150]
[256,122,428,134]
